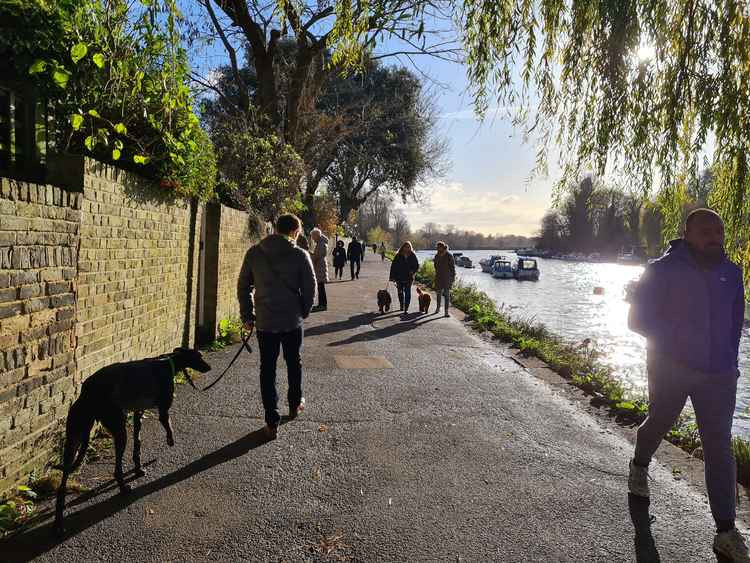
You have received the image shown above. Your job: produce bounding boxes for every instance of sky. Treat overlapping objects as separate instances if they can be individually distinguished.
[387,54,555,238]
[183,3,556,238]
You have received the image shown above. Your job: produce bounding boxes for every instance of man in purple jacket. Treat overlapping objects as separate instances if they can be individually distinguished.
[628,209,746,560]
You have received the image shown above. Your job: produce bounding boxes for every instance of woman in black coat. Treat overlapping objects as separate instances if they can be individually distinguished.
[332,240,347,279]
[389,241,419,312]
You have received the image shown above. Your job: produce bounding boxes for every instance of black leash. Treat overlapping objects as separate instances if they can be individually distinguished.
[202,332,253,391]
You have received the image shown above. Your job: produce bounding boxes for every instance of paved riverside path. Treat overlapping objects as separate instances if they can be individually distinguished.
[1,257,736,562]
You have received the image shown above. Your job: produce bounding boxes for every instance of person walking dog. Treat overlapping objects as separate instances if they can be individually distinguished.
[332,240,347,280]
[310,228,329,311]
[433,241,455,317]
[627,208,747,561]
[238,214,316,439]
[389,241,419,314]
[348,236,364,279]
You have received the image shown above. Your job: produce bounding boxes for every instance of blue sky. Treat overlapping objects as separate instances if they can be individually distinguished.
[183,4,555,237]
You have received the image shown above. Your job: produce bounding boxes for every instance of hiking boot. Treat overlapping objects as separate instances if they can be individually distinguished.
[714,528,750,562]
[628,460,650,498]
[289,397,306,419]
[263,424,278,440]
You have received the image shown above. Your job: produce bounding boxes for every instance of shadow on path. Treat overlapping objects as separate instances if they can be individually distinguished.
[328,314,444,346]
[305,313,377,337]
[0,429,269,563]
[628,493,661,562]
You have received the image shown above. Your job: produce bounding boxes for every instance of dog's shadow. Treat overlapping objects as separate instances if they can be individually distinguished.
[0,429,269,562]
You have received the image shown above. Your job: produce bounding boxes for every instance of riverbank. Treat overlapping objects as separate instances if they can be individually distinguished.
[0,258,740,561]
[414,257,750,488]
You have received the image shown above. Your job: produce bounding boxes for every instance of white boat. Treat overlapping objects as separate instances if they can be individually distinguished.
[514,257,540,281]
[457,256,473,268]
[491,259,514,279]
[480,254,506,273]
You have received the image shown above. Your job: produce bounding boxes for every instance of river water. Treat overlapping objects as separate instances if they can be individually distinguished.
[416,249,750,437]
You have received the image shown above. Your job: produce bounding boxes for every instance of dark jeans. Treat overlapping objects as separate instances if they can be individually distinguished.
[317,282,327,307]
[350,259,361,279]
[396,281,412,310]
[257,328,303,426]
[334,265,344,278]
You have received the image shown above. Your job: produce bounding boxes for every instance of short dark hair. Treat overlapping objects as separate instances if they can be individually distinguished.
[276,214,302,236]
[685,208,722,232]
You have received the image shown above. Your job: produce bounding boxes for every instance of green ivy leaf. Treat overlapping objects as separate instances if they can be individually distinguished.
[92,53,105,68]
[84,136,95,151]
[70,114,84,130]
[28,60,47,75]
[133,154,150,165]
[52,69,71,89]
[71,43,88,63]
[87,109,100,118]
[114,123,127,135]
[112,148,121,160]
[114,139,123,150]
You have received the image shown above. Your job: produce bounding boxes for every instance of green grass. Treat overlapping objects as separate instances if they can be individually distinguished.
[416,259,750,485]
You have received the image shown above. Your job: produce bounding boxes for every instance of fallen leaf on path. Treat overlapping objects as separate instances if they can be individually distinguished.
[318,424,328,432]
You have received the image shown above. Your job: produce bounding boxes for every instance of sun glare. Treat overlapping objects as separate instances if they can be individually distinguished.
[637,44,656,62]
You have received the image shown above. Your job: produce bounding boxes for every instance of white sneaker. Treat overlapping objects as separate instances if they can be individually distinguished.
[714,528,750,562]
[628,460,650,498]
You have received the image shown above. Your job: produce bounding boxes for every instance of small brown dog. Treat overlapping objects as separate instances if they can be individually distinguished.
[416,287,431,313]
[377,289,392,313]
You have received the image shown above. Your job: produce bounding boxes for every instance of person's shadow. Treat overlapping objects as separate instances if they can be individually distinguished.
[0,428,269,562]
[628,493,661,562]
[305,313,377,337]
[327,312,443,346]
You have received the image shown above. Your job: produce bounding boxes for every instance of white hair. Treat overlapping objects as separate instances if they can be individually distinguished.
[311,227,322,236]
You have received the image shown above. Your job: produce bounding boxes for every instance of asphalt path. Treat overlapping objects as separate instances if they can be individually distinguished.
[0,255,738,562]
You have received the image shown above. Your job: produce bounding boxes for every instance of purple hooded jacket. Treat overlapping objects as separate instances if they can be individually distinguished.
[628,239,745,373]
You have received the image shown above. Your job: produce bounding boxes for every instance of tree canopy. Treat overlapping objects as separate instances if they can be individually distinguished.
[462,0,750,273]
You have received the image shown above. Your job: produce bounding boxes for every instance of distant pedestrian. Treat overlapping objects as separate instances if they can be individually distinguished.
[379,242,386,261]
[389,241,419,314]
[332,240,347,280]
[372,243,377,255]
[433,241,455,317]
[627,209,747,560]
[310,228,329,311]
[348,236,364,279]
[238,214,316,439]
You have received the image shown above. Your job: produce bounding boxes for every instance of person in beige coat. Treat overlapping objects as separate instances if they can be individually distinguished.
[310,228,329,311]
[433,241,455,317]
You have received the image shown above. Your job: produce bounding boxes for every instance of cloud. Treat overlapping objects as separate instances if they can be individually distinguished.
[397,181,546,237]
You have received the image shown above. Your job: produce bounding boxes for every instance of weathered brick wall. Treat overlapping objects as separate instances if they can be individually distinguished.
[76,159,202,380]
[0,178,80,494]
[216,205,255,327]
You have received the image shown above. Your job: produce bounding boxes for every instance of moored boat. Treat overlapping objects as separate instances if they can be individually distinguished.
[491,259,514,279]
[514,257,540,281]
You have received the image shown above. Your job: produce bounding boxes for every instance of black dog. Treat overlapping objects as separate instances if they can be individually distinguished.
[54,347,211,534]
[377,289,392,313]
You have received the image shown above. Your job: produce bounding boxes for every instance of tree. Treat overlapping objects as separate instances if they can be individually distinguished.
[188,0,459,150]
[462,0,750,278]
[367,226,391,246]
[391,210,411,248]
[537,211,565,252]
[325,63,448,221]
[2,0,216,199]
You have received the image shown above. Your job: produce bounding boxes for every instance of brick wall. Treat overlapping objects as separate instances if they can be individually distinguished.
[76,159,202,380]
[0,157,204,497]
[199,203,257,342]
[0,177,80,494]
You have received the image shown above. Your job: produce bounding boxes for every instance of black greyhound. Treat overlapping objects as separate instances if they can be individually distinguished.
[54,347,211,534]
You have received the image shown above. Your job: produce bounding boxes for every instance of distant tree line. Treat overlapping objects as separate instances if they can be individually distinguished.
[537,171,716,257]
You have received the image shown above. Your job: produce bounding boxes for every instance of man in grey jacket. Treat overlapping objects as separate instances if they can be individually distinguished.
[238,214,316,438]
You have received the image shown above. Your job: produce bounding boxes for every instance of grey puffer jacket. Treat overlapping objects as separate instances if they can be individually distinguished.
[238,234,317,332]
[312,234,329,283]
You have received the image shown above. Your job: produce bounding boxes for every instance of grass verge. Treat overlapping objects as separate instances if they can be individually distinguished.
[415,259,750,486]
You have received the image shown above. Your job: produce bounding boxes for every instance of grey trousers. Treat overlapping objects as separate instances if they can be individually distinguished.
[435,288,449,311]
[634,350,738,522]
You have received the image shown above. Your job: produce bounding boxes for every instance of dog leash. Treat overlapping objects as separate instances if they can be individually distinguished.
[201,332,253,391]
